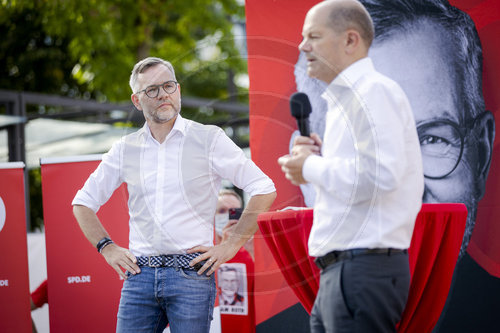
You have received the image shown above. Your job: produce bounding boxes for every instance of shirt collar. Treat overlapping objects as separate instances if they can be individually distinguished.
[138,113,187,140]
[329,57,374,89]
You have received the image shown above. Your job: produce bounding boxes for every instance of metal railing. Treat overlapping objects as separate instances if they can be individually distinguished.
[1,89,250,230]
[0,89,250,163]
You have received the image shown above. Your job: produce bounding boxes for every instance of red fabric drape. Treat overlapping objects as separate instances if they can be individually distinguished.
[257,203,467,333]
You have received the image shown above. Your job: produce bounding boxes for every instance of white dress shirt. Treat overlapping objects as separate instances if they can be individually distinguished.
[303,58,424,257]
[73,115,275,256]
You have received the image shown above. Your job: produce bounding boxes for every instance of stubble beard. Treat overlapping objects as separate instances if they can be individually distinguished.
[149,100,181,124]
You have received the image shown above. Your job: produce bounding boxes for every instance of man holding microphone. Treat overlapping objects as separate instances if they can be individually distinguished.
[278,1,424,332]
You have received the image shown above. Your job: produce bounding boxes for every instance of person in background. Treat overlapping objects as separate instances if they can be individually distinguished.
[30,279,48,333]
[215,189,254,258]
[215,189,256,333]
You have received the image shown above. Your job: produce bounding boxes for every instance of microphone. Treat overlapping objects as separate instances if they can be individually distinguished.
[290,92,312,137]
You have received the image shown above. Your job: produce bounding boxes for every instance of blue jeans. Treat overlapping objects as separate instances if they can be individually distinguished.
[116,266,216,333]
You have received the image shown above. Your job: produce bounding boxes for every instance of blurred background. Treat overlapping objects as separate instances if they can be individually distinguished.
[1,0,250,232]
[1,2,249,331]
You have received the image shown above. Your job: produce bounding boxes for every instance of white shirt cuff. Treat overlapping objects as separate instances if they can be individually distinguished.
[303,154,325,185]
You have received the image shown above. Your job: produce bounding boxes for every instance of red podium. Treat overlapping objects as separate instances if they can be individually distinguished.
[257,204,467,333]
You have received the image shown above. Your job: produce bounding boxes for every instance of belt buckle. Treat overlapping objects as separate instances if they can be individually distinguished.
[314,257,323,270]
[315,255,328,270]
[148,256,161,268]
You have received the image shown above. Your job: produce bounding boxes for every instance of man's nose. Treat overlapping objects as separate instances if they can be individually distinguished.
[158,87,170,99]
[299,39,311,52]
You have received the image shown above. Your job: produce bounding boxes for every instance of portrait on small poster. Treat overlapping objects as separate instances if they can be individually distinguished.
[218,263,248,316]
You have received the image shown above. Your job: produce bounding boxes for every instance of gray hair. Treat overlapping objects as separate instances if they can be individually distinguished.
[129,57,177,93]
[359,0,485,121]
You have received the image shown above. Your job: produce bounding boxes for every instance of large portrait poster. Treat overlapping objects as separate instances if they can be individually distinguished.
[246,0,500,331]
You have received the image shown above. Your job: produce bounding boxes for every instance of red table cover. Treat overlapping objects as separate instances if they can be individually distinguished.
[257,203,467,333]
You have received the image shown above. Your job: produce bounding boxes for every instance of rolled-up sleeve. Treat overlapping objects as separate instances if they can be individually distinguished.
[210,129,275,196]
[71,140,124,212]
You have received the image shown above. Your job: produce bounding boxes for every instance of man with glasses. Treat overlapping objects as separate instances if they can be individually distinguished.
[293,0,496,330]
[72,57,276,333]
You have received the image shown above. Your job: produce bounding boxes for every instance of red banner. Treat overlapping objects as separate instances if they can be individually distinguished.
[41,156,129,332]
[0,162,31,333]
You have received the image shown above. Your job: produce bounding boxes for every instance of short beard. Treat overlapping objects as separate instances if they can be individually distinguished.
[150,99,181,124]
[151,110,179,124]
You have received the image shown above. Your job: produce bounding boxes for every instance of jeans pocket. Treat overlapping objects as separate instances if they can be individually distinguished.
[125,270,140,280]
[179,267,212,281]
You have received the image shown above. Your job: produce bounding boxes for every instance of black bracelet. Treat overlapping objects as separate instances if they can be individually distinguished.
[96,237,113,253]
[99,240,114,253]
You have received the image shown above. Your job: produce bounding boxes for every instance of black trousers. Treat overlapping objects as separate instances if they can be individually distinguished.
[310,252,410,333]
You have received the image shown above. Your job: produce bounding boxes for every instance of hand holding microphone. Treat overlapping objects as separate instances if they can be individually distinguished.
[278,92,322,185]
[289,92,322,153]
[290,92,312,137]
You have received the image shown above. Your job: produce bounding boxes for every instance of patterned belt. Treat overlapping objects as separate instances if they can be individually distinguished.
[136,252,202,269]
[314,248,408,270]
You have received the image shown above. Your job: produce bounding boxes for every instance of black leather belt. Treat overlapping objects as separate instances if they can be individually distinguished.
[314,248,408,270]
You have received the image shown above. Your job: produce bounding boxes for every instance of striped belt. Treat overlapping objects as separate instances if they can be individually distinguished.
[314,248,408,270]
[136,252,202,269]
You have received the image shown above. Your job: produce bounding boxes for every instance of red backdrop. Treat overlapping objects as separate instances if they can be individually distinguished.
[246,0,500,327]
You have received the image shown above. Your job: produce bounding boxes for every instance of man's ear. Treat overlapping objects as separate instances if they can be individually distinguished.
[344,30,361,54]
[473,110,495,200]
[131,93,142,111]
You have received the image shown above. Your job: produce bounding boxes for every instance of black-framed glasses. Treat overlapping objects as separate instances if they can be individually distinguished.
[417,113,483,179]
[137,80,178,98]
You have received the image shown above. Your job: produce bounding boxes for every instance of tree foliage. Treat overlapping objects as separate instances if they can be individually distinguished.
[0,0,247,103]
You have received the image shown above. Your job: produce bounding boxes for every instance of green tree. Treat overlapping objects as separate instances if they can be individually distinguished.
[0,0,247,103]
[0,6,89,96]
[1,0,248,231]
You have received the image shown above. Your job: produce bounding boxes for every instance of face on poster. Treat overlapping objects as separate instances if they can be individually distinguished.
[247,0,500,272]
[218,263,248,315]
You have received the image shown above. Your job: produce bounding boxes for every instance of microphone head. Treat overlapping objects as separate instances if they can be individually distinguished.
[290,92,312,119]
